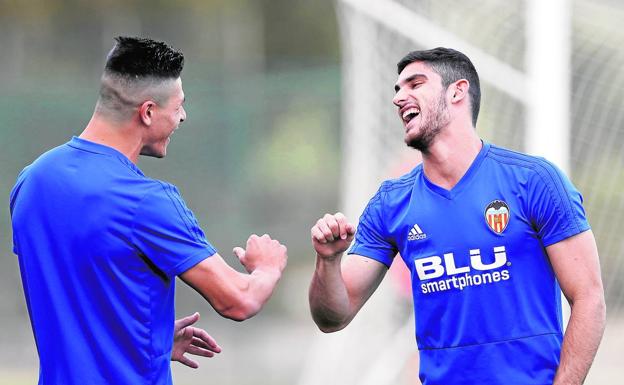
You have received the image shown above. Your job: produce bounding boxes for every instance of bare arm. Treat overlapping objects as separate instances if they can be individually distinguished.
[309,213,388,332]
[548,230,606,385]
[180,234,287,321]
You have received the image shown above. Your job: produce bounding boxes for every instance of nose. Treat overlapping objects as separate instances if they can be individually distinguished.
[393,88,406,108]
[180,106,186,123]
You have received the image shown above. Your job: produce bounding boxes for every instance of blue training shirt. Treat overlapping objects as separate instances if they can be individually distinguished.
[350,142,589,385]
[10,137,216,385]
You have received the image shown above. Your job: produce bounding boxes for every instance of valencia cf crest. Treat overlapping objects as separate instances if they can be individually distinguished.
[484,200,510,234]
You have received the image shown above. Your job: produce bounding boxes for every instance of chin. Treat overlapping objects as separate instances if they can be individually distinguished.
[404,131,420,146]
[405,133,431,152]
[140,147,167,159]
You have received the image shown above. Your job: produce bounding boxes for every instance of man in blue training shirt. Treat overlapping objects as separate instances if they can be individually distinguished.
[308,48,605,384]
[10,36,287,384]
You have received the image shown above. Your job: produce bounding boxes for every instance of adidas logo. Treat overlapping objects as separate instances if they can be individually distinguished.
[408,224,427,241]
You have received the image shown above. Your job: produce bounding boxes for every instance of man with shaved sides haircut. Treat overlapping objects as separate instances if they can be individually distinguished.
[10,36,287,384]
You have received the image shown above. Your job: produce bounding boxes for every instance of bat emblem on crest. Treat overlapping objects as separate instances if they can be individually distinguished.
[484,200,510,234]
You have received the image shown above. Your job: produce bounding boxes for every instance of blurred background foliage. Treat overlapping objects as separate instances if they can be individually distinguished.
[3,1,623,384]
[0,0,341,383]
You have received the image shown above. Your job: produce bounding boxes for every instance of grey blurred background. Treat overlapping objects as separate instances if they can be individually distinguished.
[0,0,341,384]
[2,0,623,384]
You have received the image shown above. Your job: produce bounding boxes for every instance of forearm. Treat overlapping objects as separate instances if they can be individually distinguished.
[219,268,281,321]
[243,268,282,316]
[309,254,352,332]
[553,294,606,385]
[180,255,283,322]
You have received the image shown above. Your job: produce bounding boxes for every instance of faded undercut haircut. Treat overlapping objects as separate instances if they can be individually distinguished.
[96,36,185,120]
[397,47,481,126]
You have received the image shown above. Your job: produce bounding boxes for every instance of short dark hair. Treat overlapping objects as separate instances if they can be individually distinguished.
[104,36,184,79]
[96,37,184,120]
[397,47,481,126]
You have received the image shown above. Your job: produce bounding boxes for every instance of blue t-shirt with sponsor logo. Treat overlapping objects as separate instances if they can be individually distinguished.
[350,142,589,385]
[10,137,216,385]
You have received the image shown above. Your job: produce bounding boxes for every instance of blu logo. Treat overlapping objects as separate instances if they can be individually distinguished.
[415,246,508,280]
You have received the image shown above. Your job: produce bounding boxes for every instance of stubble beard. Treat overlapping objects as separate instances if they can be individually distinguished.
[406,92,451,154]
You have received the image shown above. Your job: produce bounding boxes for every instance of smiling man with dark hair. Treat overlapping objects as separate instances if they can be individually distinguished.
[10,36,288,384]
[309,47,605,385]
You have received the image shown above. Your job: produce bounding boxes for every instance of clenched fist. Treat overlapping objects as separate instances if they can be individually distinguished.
[311,212,356,260]
[233,234,288,275]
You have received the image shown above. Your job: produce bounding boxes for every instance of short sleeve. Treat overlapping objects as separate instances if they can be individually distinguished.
[12,232,19,255]
[348,186,398,267]
[131,182,217,278]
[9,167,28,255]
[528,159,590,247]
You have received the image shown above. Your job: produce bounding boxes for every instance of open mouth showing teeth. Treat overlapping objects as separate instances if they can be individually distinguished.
[402,108,420,123]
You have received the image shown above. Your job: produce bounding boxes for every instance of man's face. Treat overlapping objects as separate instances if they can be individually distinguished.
[141,77,186,158]
[392,61,450,152]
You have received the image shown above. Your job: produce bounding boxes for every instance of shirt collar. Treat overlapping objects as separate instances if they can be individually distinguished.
[421,140,490,200]
[67,136,145,176]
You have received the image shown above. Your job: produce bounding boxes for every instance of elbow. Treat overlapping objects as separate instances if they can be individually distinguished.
[215,297,263,322]
[589,287,607,325]
[592,294,607,335]
[317,323,347,333]
[596,293,607,327]
[570,288,607,329]
[312,314,350,333]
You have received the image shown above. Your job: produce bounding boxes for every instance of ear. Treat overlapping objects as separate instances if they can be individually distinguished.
[450,79,470,104]
[138,100,156,126]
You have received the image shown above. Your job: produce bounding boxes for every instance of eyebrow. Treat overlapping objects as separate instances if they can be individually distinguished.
[394,73,428,92]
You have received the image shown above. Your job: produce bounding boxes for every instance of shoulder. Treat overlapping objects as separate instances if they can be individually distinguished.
[22,143,71,173]
[379,163,422,194]
[487,144,559,172]
[137,178,183,204]
[485,144,583,213]
[11,143,72,195]
[363,164,422,214]
[135,179,194,220]
[486,144,569,183]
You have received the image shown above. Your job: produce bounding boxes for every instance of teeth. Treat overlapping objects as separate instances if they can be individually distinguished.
[402,108,420,120]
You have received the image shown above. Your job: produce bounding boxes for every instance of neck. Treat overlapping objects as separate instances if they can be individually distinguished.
[421,119,482,190]
[79,113,143,163]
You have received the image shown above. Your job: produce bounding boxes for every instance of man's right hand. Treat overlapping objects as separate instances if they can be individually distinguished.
[181,234,287,321]
[233,234,287,276]
[311,212,356,260]
[308,212,386,333]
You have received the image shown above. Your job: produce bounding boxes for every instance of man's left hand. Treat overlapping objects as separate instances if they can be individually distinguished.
[172,312,221,368]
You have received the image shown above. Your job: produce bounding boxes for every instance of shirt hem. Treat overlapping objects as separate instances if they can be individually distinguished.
[418,331,563,351]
